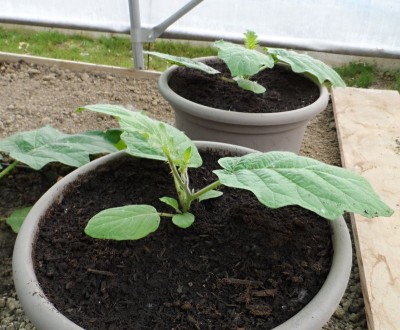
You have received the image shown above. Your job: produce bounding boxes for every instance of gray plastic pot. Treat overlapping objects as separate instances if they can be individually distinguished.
[13,142,352,330]
[158,58,329,153]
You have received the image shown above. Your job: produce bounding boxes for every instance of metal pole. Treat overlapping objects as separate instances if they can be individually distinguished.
[151,0,204,39]
[128,0,144,69]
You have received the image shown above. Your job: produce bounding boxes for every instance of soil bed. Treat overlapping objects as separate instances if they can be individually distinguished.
[35,151,332,329]
[168,60,320,113]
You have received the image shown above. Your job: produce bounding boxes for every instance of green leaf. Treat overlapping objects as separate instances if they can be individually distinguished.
[85,205,160,240]
[0,126,119,170]
[172,212,195,228]
[266,48,346,87]
[214,152,393,220]
[234,77,266,94]
[244,30,259,50]
[214,40,274,78]
[144,51,220,74]
[79,105,202,168]
[198,190,223,202]
[5,206,32,233]
[160,197,181,213]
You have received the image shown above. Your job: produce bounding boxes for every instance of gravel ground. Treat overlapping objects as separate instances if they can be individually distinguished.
[0,58,367,329]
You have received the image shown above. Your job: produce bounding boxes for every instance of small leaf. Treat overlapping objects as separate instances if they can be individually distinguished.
[144,51,220,74]
[214,152,393,220]
[265,48,346,87]
[160,197,181,213]
[234,77,266,94]
[80,105,202,169]
[5,206,32,233]
[214,40,274,78]
[172,212,195,229]
[244,30,259,50]
[0,126,118,170]
[198,190,223,202]
[85,205,160,240]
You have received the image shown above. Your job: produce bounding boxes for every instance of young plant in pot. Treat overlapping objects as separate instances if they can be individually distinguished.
[146,31,346,153]
[13,105,392,330]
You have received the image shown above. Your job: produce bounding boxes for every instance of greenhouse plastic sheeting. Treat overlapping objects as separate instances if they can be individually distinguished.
[1,0,400,58]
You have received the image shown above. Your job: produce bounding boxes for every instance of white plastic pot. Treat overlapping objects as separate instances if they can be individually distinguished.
[13,142,351,330]
[158,58,329,153]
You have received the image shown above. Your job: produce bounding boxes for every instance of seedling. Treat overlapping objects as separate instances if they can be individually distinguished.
[78,104,392,241]
[145,30,345,94]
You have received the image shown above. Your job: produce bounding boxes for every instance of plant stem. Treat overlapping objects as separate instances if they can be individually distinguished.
[166,155,192,212]
[0,160,19,180]
[159,212,175,218]
[190,180,221,202]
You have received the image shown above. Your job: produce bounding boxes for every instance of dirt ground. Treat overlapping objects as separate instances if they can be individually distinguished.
[0,58,366,329]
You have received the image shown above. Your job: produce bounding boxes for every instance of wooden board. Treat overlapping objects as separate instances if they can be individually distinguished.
[332,87,400,330]
[0,52,160,80]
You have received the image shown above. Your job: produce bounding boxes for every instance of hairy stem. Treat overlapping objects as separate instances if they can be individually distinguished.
[0,160,19,180]
[166,155,192,212]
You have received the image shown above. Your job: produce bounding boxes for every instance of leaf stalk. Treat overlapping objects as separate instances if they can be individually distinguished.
[0,160,19,180]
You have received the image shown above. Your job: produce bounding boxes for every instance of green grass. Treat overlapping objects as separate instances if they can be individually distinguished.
[335,62,400,91]
[0,26,216,70]
[1,26,399,91]
[335,62,376,88]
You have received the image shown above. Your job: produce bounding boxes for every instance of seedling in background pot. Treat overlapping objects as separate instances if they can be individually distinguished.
[78,104,393,241]
[145,30,345,94]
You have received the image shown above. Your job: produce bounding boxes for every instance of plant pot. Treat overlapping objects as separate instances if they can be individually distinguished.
[13,142,352,329]
[158,58,329,153]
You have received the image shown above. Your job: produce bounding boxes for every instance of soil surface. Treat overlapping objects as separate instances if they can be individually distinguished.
[35,151,332,329]
[0,59,367,329]
[169,60,320,113]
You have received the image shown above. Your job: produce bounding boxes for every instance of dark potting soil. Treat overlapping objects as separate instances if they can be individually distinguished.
[168,60,320,113]
[34,151,332,330]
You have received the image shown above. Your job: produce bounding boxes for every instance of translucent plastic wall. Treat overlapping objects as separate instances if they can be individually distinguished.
[1,0,399,58]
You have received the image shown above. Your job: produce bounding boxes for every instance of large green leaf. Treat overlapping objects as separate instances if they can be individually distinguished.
[214,40,274,78]
[85,205,160,240]
[79,105,202,168]
[144,51,220,74]
[214,152,393,220]
[266,48,346,87]
[0,126,119,170]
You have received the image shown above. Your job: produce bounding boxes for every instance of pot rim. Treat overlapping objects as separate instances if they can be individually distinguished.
[158,57,330,126]
[13,142,352,330]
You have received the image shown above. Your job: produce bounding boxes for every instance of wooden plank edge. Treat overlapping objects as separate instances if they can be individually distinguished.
[331,87,400,330]
[0,51,160,80]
